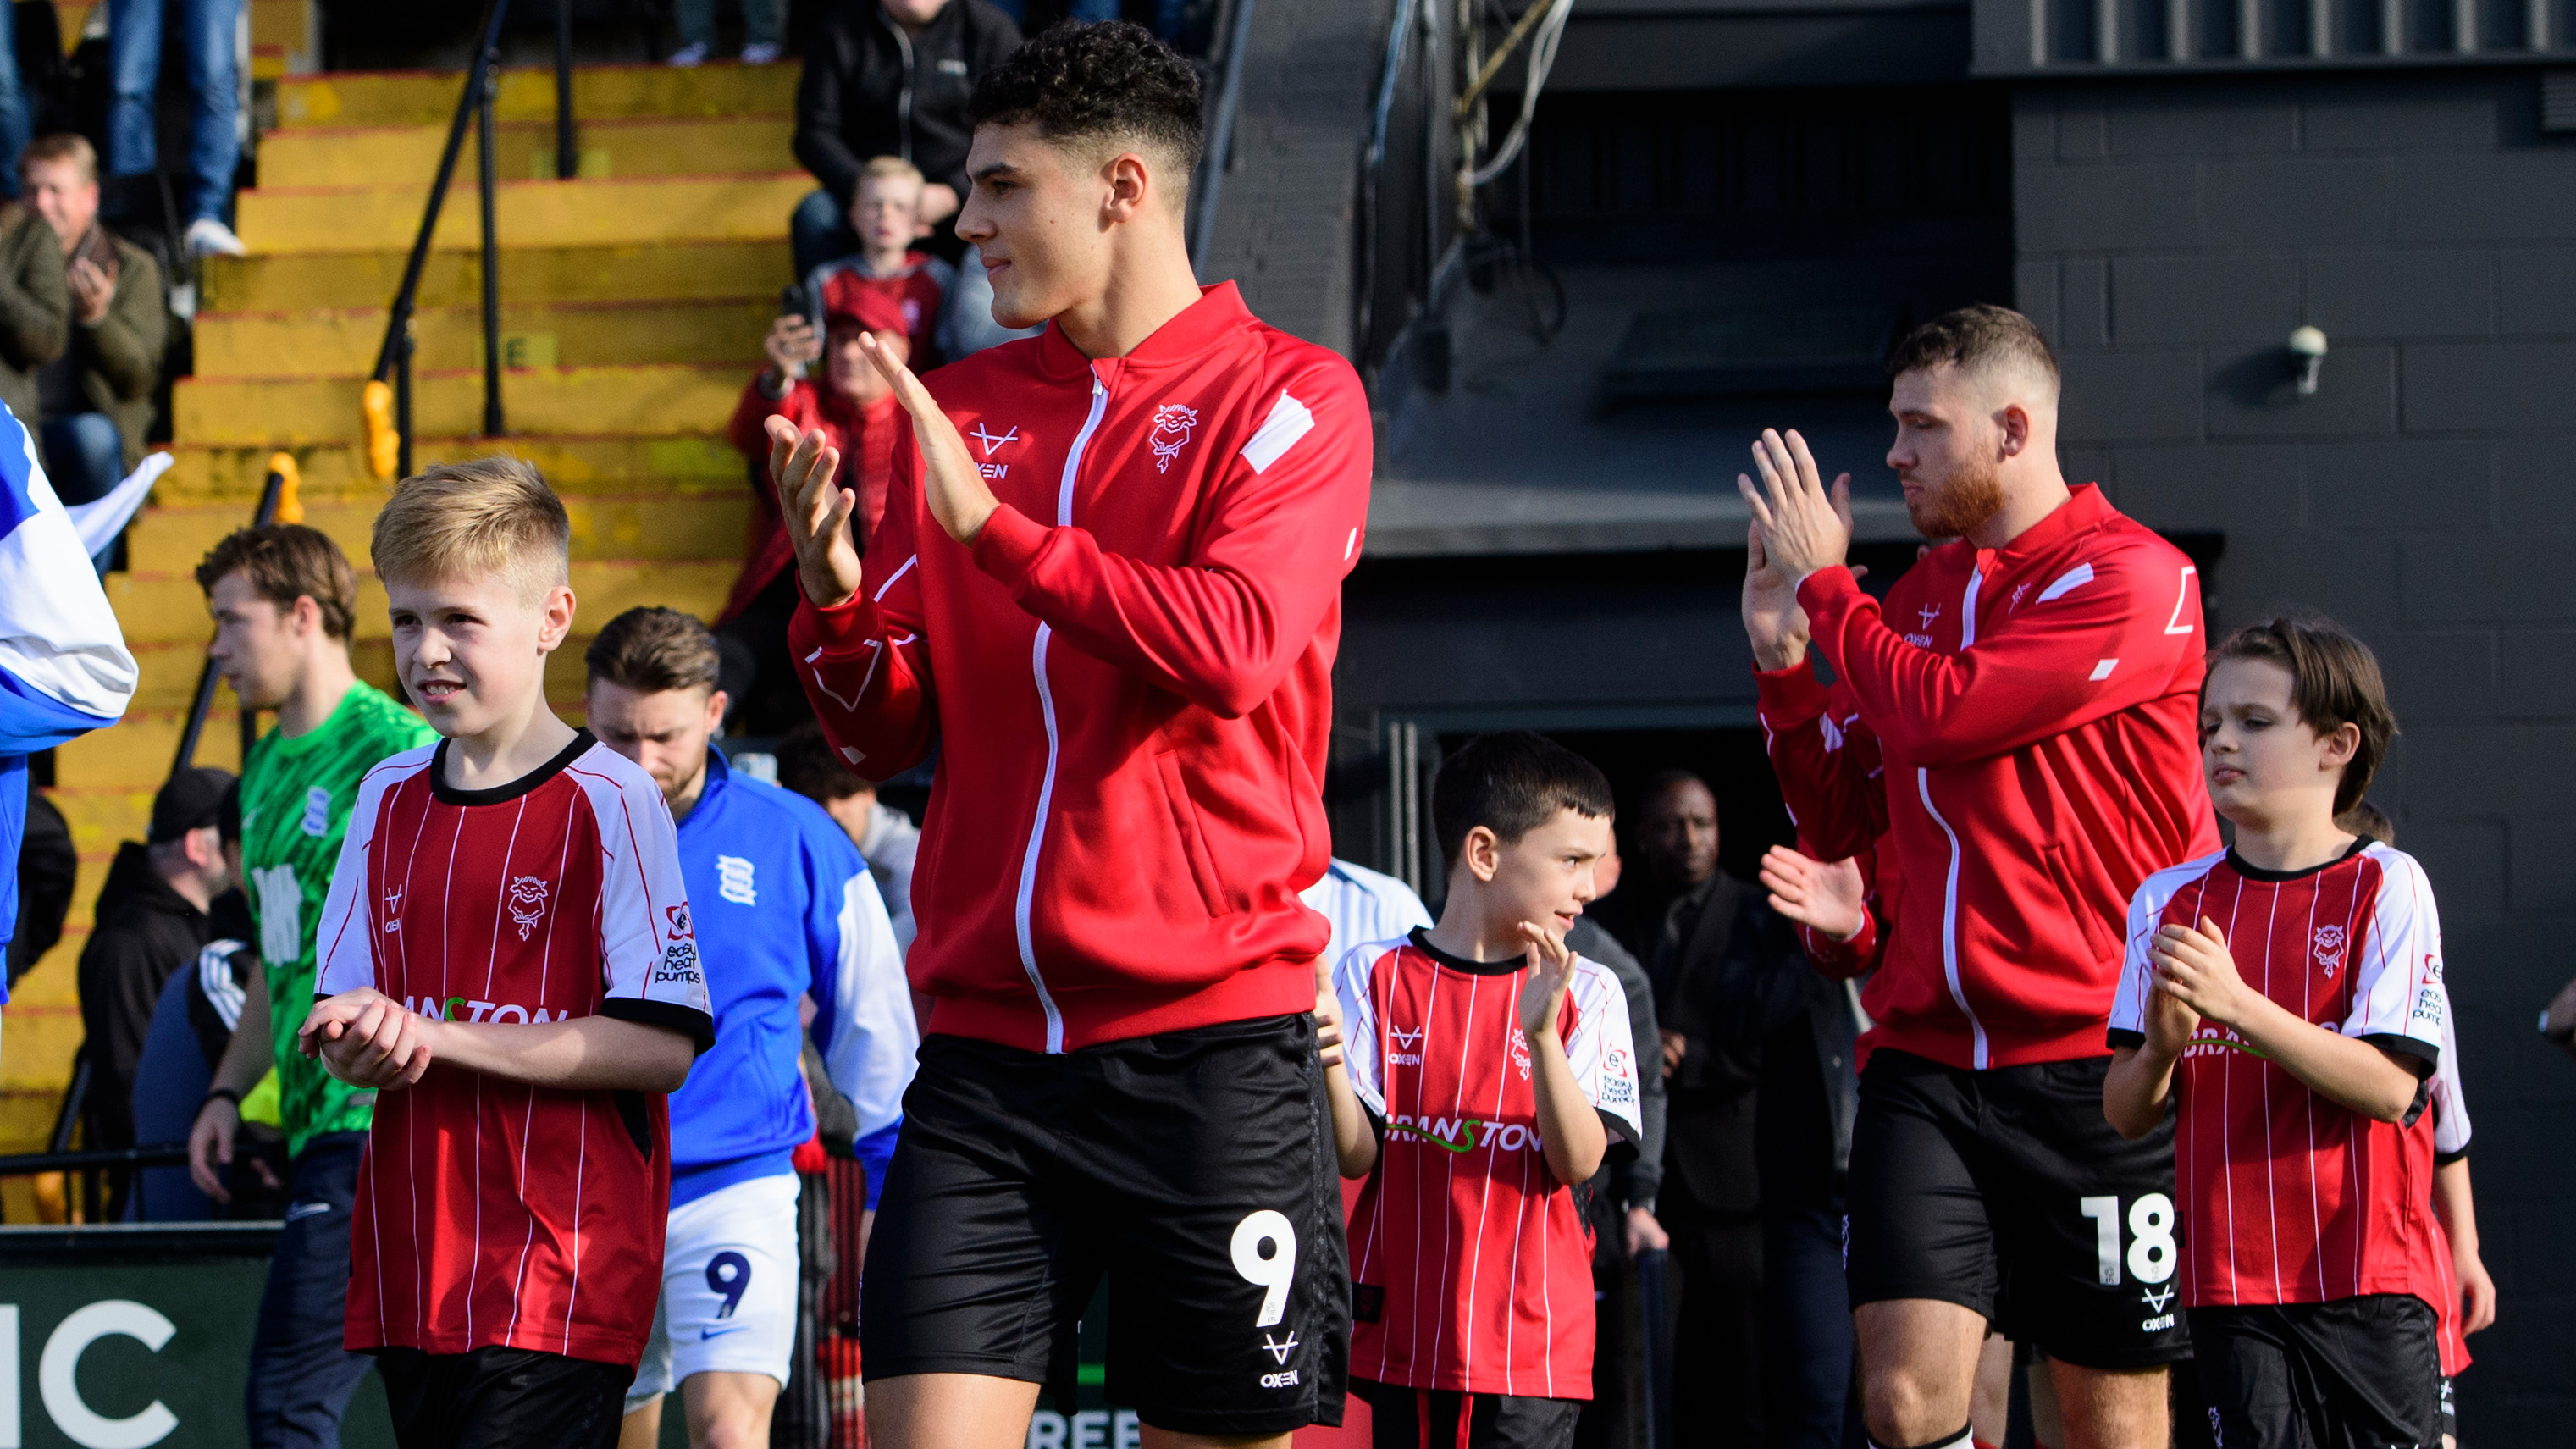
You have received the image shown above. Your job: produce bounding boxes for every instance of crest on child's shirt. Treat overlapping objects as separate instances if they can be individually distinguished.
[2312,924,2346,977]
[1148,402,1198,473]
[1508,1026,1533,1081]
[508,876,551,941]
[900,298,921,329]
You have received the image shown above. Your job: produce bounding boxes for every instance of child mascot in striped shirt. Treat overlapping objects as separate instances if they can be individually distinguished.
[2104,614,2452,1449]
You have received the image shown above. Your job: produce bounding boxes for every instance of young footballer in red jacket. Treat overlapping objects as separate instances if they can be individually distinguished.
[1320,733,1643,1449]
[1739,305,2218,1449]
[2103,615,2452,1449]
[763,23,1371,1449]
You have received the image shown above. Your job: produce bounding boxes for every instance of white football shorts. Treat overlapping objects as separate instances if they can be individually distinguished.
[625,1172,803,1411]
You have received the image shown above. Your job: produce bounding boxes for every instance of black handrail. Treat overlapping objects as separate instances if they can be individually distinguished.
[0,1144,190,1178]
[368,0,514,421]
[556,0,578,182]
[478,25,506,438]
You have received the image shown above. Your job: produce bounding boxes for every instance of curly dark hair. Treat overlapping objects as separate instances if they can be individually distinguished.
[967,21,1203,184]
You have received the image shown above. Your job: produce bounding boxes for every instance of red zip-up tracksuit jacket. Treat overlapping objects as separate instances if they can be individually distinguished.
[787,283,1372,1053]
[1757,484,2219,1071]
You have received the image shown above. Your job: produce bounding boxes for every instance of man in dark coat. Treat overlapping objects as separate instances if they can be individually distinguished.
[76,766,235,1197]
[788,0,1023,275]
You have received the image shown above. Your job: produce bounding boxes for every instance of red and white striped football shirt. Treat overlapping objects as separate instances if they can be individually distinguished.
[315,733,712,1365]
[2108,841,2449,1312]
[1335,929,1643,1399]
[2428,1002,2473,1376]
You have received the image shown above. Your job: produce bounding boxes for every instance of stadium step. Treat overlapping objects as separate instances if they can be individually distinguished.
[258,113,796,188]
[106,556,738,647]
[237,172,812,254]
[174,362,748,445]
[274,61,800,130]
[202,239,791,313]
[125,492,751,577]
[163,434,747,503]
[196,296,773,378]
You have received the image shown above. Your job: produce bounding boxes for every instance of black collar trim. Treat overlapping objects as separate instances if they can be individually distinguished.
[1408,926,1525,977]
[2226,835,2369,884]
[432,730,596,808]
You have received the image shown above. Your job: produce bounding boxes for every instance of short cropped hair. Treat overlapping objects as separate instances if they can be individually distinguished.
[860,154,926,189]
[194,524,361,640]
[21,133,96,185]
[584,606,720,695]
[777,719,869,804]
[967,21,1204,189]
[2208,612,2397,816]
[1887,303,2060,398]
[369,456,570,604]
[1432,731,1615,866]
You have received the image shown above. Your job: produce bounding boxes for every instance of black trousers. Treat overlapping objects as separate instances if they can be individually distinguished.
[1661,1170,1764,1449]
[376,1347,633,1449]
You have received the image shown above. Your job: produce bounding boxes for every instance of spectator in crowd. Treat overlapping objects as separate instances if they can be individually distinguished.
[77,765,237,1210]
[789,0,1020,276]
[1645,771,1803,1448]
[105,0,249,257]
[1302,854,1431,973]
[671,0,785,66]
[22,135,168,529]
[0,197,68,436]
[721,284,910,735]
[807,155,954,366]
[1592,770,1719,964]
[777,718,920,954]
[8,787,72,987]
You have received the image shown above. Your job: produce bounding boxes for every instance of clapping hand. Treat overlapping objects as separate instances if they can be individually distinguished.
[67,255,114,326]
[1757,845,1869,941]
[1738,429,1855,583]
[2145,917,2239,1053]
[766,416,863,608]
[1313,954,1346,1071]
[858,331,1000,549]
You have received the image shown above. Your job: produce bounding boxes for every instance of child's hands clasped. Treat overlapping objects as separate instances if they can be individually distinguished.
[300,988,437,1090]
[2148,916,2244,1044]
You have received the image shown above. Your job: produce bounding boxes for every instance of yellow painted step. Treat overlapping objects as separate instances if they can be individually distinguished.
[202,239,789,313]
[238,172,810,255]
[260,113,796,188]
[197,296,774,379]
[127,492,753,574]
[105,558,738,645]
[163,434,746,502]
[275,61,801,130]
[174,362,744,445]
[252,0,308,53]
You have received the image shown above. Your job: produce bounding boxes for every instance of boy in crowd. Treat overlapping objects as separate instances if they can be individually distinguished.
[1322,731,1644,1449]
[299,460,713,1449]
[2103,615,2452,1449]
[583,606,915,1449]
[720,286,912,734]
[185,523,437,1449]
[809,156,954,366]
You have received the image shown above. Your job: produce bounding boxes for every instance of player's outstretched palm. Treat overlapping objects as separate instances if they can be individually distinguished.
[859,331,999,548]
[1758,845,1867,941]
[1515,921,1576,1043]
[1737,428,1854,581]
[765,414,863,609]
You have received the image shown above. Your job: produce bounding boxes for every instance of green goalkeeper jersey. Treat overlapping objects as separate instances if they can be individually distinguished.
[240,681,437,1156]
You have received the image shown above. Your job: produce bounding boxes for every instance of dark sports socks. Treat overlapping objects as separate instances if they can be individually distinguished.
[1868,1427,1974,1449]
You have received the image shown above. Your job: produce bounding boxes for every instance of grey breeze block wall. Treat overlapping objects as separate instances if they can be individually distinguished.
[2013,69,2576,1437]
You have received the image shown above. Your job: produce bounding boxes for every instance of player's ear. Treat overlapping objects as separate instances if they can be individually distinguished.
[2319,718,2361,770]
[1996,401,2031,459]
[1462,826,1502,884]
[1101,151,1152,224]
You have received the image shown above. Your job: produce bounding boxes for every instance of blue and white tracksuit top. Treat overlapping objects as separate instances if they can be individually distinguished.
[0,401,133,998]
[672,749,917,1208]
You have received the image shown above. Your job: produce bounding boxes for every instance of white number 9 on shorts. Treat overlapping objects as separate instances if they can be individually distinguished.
[1230,1209,1298,1327]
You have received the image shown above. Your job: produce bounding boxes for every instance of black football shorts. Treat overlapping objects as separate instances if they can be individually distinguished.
[1845,1049,2192,1370]
[2190,1296,2441,1449]
[860,1014,1348,1435]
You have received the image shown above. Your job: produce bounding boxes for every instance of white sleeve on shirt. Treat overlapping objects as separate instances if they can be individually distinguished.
[1333,939,1398,1121]
[2107,852,2222,1042]
[2345,844,2448,1058]
[572,753,710,1020]
[313,754,415,997]
[1564,955,1644,1144]
[2430,999,2471,1157]
[821,865,919,1138]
